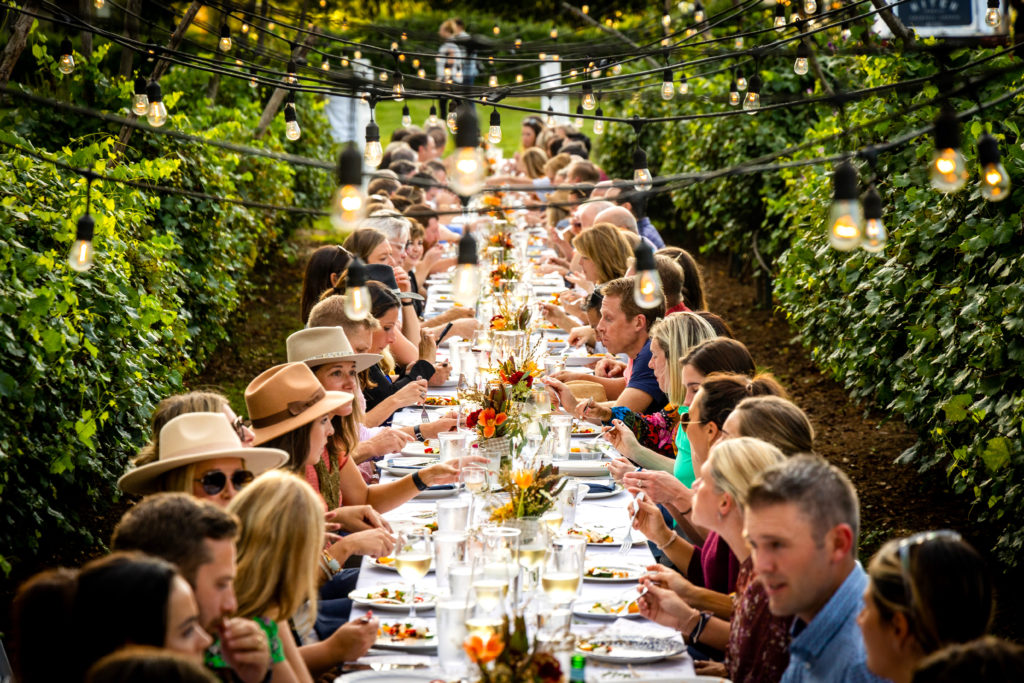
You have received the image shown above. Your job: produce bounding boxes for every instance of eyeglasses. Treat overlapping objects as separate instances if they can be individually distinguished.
[195,469,255,496]
[896,530,962,609]
[232,416,252,441]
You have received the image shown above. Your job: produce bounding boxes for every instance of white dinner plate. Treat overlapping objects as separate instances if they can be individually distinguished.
[565,355,605,367]
[576,634,686,664]
[336,671,438,682]
[399,442,440,457]
[553,460,610,477]
[348,584,437,611]
[582,561,644,582]
[366,557,435,573]
[373,621,437,652]
[572,599,643,620]
[413,485,460,499]
[566,526,622,545]
[582,482,623,499]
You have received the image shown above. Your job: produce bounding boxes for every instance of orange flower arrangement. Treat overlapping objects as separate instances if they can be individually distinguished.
[462,384,518,440]
[511,468,534,489]
[474,407,508,438]
[464,633,504,664]
[489,463,565,522]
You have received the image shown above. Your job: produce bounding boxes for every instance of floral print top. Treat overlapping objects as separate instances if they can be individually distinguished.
[607,404,681,458]
[727,558,793,683]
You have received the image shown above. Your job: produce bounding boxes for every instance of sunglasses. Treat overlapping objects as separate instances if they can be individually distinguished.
[195,469,255,495]
[896,529,962,608]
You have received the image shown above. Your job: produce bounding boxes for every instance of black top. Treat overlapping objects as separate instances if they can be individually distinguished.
[363,360,436,425]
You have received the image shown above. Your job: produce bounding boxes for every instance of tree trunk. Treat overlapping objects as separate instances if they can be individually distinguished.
[117,0,141,79]
[0,1,39,90]
[253,31,318,139]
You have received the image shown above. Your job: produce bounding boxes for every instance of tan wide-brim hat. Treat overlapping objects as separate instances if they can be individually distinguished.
[118,412,289,496]
[245,362,354,446]
[287,326,381,373]
[567,380,608,403]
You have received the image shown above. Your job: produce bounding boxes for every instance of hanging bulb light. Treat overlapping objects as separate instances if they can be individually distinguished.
[633,147,653,191]
[743,74,761,114]
[488,109,502,144]
[450,104,485,197]
[828,161,863,250]
[610,62,623,76]
[803,0,817,14]
[930,106,968,193]
[321,58,330,71]
[774,4,787,30]
[417,68,426,78]
[412,58,420,68]
[977,134,1011,201]
[58,37,75,75]
[574,104,585,129]
[94,0,105,8]
[515,73,524,83]
[794,43,810,75]
[861,186,887,253]
[331,143,367,231]
[661,69,675,101]
[734,36,744,49]
[514,36,523,49]
[538,52,548,61]
[390,41,399,51]
[490,23,500,35]
[284,97,301,141]
[662,13,672,27]
[219,24,232,52]
[545,106,557,128]
[446,100,459,133]
[392,72,405,100]
[146,80,168,127]
[593,107,605,135]
[353,48,362,59]
[68,212,95,272]
[364,119,383,167]
[728,80,740,106]
[379,71,389,82]
[286,59,298,84]
[341,54,350,67]
[342,17,350,31]
[248,70,258,88]
[131,76,149,115]
[679,73,689,95]
[489,72,499,88]
[550,26,559,39]
[428,103,439,127]
[736,72,747,91]
[582,83,596,110]
[401,104,412,128]
[694,1,706,23]
[343,257,372,320]
[632,240,664,309]
[453,231,480,307]
[986,0,1001,26]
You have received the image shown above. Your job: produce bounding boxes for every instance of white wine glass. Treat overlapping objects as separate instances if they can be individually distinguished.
[394,529,432,618]
[541,535,586,607]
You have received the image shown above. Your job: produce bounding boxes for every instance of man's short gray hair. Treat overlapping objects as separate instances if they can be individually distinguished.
[359,213,411,243]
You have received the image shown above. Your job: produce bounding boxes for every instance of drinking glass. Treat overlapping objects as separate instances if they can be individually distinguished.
[394,529,432,618]
[550,415,572,458]
[558,481,587,530]
[541,535,586,606]
[439,431,468,463]
[448,561,474,600]
[437,498,470,533]
[544,357,565,377]
[433,531,468,595]
[436,599,469,677]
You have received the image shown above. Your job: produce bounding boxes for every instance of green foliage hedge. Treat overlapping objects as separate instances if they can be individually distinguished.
[595,25,1024,562]
[0,27,333,577]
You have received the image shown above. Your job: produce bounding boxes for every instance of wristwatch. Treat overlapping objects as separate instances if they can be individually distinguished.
[413,424,425,442]
[411,471,429,491]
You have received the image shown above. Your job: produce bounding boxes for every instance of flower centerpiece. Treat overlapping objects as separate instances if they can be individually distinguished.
[489,296,531,332]
[489,464,565,523]
[464,615,563,683]
[465,383,523,467]
[497,353,540,402]
[490,262,519,291]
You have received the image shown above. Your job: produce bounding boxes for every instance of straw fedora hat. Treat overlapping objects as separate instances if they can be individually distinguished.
[286,326,381,373]
[245,362,354,446]
[567,380,608,403]
[118,412,288,496]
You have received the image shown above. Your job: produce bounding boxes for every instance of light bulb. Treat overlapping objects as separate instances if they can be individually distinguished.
[829,200,863,250]
[285,118,301,140]
[428,105,439,127]
[286,60,297,85]
[550,27,558,39]
[610,63,623,76]
[930,148,968,192]
[860,187,886,253]
[743,92,760,113]
[986,7,1000,26]
[514,37,523,49]
[331,185,365,229]
[794,57,809,75]
[635,269,664,308]
[321,59,330,71]
[393,80,405,100]
[489,74,498,88]
[488,109,502,144]
[413,58,420,68]
[582,91,596,110]
[662,14,672,27]
[679,75,689,95]
[593,107,605,135]
[545,107,556,128]
[390,41,399,51]
[736,76,747,91]
[241,23,249,33]
[515,73,524,83]
[417,68,426,78]
[58,38,75,75]
[774,5,787,30]
[451,146,485,196]
[694,3,706,23]
[538,52,547,61]
[978,134,1011,201]
[633,147,653,191]
[94,0,104,7]
[219,25,232,52]
[343,285,371,320]
[379,72,389,82]
[402,105,412,128]
[341,56,350,67]
[453,263,480,306]
[574,115,584,129]
[661,70,675,100]
[728,82,740,106]
[365,140,383,167]
[68,214,95,272]
[804,0,817,13]
[582,4,590,13]
[734,37,744,49]
[353,49,362,59]
[342,17,349,31]
[147,98,167,127]
[131,76,149,115]
[493,24,500,35]
[447,110,458,133]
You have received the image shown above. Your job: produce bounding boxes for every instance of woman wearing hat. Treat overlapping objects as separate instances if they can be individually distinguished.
[118,412,288,507]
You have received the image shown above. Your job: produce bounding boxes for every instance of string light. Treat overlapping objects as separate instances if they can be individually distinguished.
[593,107,605,135]
[68,175,95,273]
[679,73,689,95]
[550,26,559,39]
[930,106,968,193]
[364,116,383,167]
[342,17,349,31]
[489,73,498,88]
[632,240,664,308]
[488,109,502,144]
[392,72,405,100]
[145,80,167,127]
[774,5,787,30]
[428,103,439,127]
[451,104,485,197]
[986,0,1001,26]
[353,48,362,59]
[94,0,104,8]
[284,94,301,141]
[743,74,762,113]
[286,59,297,84]
[218,24,231,52]
[331,143,367,232]
[341,54,350,67]
[804,0,818,15]
[977,134,1010,201]
[446,100,458,133]
[662,13,672,28]
[515,73,524,83]
[321,58,329,71]
[828,161,863,250]
[861,186,888,253]
[514,36,523,49]
[545,106,557,128]
[661,69,675,101]
[736,71,747,91]
[58,37,75,75]
[453,231,480,307]
[574,104,585,129]
[131,76,149,116]
[694,1,706,23]
[343,257,372,320]
[728,80,740,106]
[493,24,501,35]
[582,83,596,110]
[795,43,810,76]
[633,147,653,191]
[401,104,412,128]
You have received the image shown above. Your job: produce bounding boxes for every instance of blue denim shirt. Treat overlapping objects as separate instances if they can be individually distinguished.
[780,562,886,683]
[637,216,665,249]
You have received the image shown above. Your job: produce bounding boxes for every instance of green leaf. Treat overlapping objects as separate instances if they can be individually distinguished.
[942,394,973,423]
[981,437,1011,473]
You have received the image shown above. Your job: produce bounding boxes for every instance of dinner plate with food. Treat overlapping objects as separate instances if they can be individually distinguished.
[374,621,437,652]
[582,562,644,582]
[576,634,685,664]
[349,584,437,611]
[566,526,620,545]
[367,556,435,573]
[572,598,643,620]
[398,441,439,457]
[423,396,458,407]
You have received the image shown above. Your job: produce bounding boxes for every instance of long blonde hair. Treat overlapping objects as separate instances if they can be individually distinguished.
[648,312,718,405]
[708,437,786,510]
[572,223,632,284]
[228,471,322,623]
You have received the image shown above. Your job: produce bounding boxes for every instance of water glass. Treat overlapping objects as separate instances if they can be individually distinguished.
[544,357,566,377]
[438,431,467,462]
[433,531,468,593]
[483,526,521,567]
[448,561,474,599]
[558,481,587,530]
[550,415,572,458]
[437,499,470,533]
[436,599,470,677]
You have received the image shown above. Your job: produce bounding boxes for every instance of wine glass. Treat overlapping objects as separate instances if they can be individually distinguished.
[541,535,586,607]
[394,529,432,618]
[461,465,488,526]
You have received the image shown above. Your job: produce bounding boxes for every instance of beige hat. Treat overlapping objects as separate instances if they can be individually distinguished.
[118,412,288,495]
[286,326,381,373]
[245,362,354,446]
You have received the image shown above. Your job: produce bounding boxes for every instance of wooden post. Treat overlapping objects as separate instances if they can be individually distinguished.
[117,0,140,79]
[0,1,39,90]
[870,0,916,47]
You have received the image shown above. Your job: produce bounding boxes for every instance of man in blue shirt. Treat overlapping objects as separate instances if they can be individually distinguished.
[745,455,884,683]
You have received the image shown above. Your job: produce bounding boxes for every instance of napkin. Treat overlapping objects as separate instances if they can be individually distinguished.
[584,482,617,494]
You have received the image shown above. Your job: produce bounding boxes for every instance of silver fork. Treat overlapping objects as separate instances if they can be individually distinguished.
[619,491,645,556]
[415,376,429,424]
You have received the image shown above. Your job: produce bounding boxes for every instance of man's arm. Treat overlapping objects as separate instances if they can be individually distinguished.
[614,387,654,413]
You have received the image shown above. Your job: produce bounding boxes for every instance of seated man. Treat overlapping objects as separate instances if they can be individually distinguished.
[745,455,885,682]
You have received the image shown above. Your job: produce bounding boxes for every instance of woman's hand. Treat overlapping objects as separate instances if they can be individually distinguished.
[392,379,428,409]
[361,429,414,458]
[331,528,396,559]
[447,317,480,340]
[326,505,392,533]
[574,397,612,423]
[418,329,438,363]
[565,271,594,295]
[428,361,451,386]
[420,454,488,486]
[637,578,698,631]
[393,266,412,292]
[642,564,696,601]
[604,419,641,460]
[622,469,692,509]
[541,376,579,415]
[628,496,675,548]
[328,614,380,662]
[605,457,635,484]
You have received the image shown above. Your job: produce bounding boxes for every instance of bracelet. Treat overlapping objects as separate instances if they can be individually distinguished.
[688,611,712,645]
[413,424,425,442]
[411,470,429,491]
[657,533,679,551]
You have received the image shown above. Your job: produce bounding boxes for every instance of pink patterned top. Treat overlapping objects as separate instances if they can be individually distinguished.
[726,558,793,683]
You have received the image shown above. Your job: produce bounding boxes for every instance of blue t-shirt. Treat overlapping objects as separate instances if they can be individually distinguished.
[627,339,668,415]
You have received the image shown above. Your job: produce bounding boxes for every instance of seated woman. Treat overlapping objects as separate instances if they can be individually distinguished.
[547,312,719,474]
[228,470,378,682]
[118,412,288,507]
[12,553,211,683]
[722,395,815,456]
[859,531,993,683]
[299,245,353,325]
[85,646,216,683]
[638,438,793,680]
[135,390,255,457]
